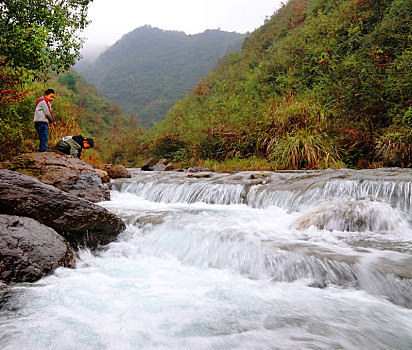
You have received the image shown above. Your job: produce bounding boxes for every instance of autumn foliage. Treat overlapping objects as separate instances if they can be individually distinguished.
[0,68,30,106]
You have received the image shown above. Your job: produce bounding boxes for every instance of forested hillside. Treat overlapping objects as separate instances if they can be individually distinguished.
[76,26,245,127]
[0,0,114,163]
[2,0,411,170]
[1,69,138,164]
[136,0,411,170]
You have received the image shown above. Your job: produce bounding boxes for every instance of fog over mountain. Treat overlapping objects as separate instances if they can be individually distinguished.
[79,43,109,63]
[75,26,245,127]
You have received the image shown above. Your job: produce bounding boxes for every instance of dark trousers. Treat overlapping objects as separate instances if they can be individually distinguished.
[34,122,49,152]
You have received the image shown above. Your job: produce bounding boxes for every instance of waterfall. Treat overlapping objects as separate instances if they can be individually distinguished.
[112,169,412,213]
[247,179,412,212]
[114,181,247,205]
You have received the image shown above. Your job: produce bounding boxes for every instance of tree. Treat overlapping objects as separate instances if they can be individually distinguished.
[0,0,93,73]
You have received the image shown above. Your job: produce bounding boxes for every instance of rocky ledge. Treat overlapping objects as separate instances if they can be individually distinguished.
[0,169,126,284]
[0,152,109,203]
[0,169,125,248]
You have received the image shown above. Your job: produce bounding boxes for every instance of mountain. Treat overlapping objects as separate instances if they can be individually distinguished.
[141,0,411,169]
[75,26,245,127]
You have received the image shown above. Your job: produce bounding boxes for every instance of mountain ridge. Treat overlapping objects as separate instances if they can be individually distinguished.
[76,26,245,127]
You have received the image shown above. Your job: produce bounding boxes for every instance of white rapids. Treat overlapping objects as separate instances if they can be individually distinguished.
[1,168,412,350]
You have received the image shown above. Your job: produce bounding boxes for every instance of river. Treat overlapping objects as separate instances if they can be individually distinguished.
[1,168,412,349]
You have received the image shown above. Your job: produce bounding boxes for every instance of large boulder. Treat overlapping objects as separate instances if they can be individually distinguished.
[156,159,174,171]
[0,170,126,248]
[141,158,157,171]
[0,152,109,203]
[0,215,74,283]
[100,164,131,179]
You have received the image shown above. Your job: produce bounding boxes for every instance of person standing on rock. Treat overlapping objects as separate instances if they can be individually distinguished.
[56,135,94,159]
[33,89,56,152]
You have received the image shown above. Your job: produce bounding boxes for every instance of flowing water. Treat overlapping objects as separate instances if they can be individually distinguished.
[1,168,412,349]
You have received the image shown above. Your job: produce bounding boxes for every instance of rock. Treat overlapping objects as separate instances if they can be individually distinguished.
[94,169,110,183]
[159,159,174,171]
[153,162,174,171]
[290,199,401,233]
[0,170,126,248]
[249,172,269,179]
[0,152,109,203]
[222,174,246,180]
[186,166,211,172]
[0,215,74,283]
[106,165,131,179]
[158,158,169,165]
[141,158,158,171]
[141,158,174,171]
[213,174,230,179]
[187,172,211,178]
[152,163,167,171]
[98,164,131,179]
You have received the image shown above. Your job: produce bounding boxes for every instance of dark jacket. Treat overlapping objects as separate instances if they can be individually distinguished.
[56,135,85,158]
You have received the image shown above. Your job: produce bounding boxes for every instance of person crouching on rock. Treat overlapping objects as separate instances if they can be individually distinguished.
[56,135,94,159]
[33,89,56,152]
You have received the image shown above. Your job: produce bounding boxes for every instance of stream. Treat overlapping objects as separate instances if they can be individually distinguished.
[1,168,412,349]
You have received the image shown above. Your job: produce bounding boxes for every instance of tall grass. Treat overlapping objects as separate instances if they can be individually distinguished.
[267,129,341,169]
[256,96,342,169]
[376,126,412,167]
[261,96,328,137]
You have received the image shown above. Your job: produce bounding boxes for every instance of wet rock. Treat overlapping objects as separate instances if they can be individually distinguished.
[0,152,109,203]
[101,164,131,179]
[153,159,174,171]
[0,170,126,248]
[163,162,175,172]
[141,158,174,171]
[291,199,404,233]
[213,174,230,179]
[186,166,211,172]
[0,215,74,283]
[224,173,249,181]
[187,172,211,178]
[249,172,269,179]
[141,158,158,171]
[94,169,110,183]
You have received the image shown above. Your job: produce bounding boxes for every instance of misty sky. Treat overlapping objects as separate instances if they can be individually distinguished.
[82,0,283,49]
